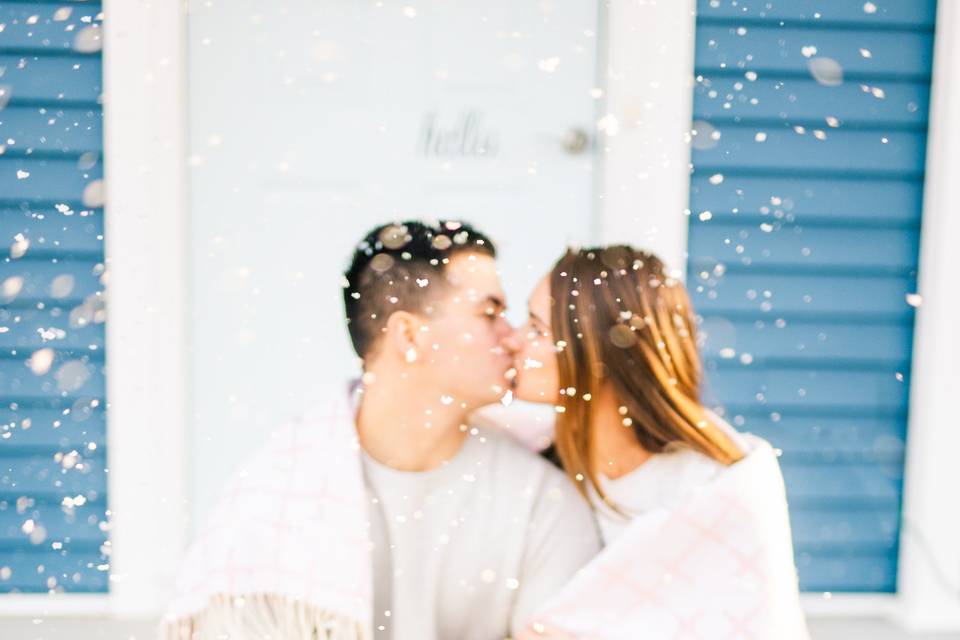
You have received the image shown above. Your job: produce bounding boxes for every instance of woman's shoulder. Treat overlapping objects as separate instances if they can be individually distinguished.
[599,444,725,517]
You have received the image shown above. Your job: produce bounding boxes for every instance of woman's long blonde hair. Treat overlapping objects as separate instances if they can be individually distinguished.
[549,246,744,504]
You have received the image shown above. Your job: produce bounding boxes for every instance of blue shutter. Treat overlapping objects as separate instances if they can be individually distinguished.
[687,0,936,593]
[0,1,108,593]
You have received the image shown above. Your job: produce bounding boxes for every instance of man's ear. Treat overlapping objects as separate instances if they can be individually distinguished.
[385,310,424,363]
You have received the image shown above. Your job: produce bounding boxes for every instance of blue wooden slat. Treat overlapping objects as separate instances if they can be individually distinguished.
[696,26,934,78]
[0,499,107,545]
[0,358,104,401]
[694,76,929,126]
[742,416,906,458]
[0,406,105,448]
[780,464,902,503]
[790,507,899,548]
[0,548,108,592]
[0,2,102,53]
[775,443,903,466]
[697,0,937,28]
[794,552,896,592]
[689,224,919,270]
[0,347,104,367]
[0,157,101,201]
[692,125,926,174]
[0,207,104,255]
[705,368,908,410]
[0,454,106,496]
[692,273,917,315]
[0,257,104,305]
[0,307,105,351]
[0,54,101,103]
[700,317,913,364]
[721,405,904,420]
[0,105,103,153]
[690,175,922,226]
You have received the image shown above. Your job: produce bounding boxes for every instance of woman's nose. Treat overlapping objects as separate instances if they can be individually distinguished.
[499,326,523,355]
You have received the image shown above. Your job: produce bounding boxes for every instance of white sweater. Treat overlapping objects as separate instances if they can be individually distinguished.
[362,427,601,640]
[593,444,725,545]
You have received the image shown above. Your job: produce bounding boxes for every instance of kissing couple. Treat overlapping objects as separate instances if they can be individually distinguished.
[162,220,809,640]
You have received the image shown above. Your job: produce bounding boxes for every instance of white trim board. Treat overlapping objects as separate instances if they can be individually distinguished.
[97,0,189,619]
[593,0,697,277]
[896,0,960,632]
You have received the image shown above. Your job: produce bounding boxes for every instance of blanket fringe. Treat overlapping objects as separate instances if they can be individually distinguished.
[160,593,367,640]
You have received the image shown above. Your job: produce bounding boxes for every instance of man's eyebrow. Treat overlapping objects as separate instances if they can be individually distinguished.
[480,295,506,311]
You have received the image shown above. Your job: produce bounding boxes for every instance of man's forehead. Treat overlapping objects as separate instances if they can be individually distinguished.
[443,252,505,301]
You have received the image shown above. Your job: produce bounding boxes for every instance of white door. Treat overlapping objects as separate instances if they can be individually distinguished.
[188,0,600,515]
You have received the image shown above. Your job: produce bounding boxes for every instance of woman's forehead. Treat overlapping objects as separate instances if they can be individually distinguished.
[530,274,551,300]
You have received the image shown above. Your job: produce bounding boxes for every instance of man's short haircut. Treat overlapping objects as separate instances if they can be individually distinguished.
[343,220,496,358]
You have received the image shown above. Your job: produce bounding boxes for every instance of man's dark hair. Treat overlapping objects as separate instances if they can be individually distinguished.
[343,220,496,358]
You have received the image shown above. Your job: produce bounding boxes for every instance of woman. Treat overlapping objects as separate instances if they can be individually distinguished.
[511,245,809,639]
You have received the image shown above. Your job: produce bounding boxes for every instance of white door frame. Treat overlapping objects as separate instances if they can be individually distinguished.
[594,0,696,278]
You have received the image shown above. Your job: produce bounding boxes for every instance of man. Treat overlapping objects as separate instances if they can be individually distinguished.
[162,219,599,640]
[345,220,600,638]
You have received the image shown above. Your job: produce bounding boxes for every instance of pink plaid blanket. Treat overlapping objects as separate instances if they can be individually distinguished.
[160,389,373,639]
[162,387,807,640]
[521,435,810,640]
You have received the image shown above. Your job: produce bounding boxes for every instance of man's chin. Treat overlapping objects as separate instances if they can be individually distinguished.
[453,382,510,409]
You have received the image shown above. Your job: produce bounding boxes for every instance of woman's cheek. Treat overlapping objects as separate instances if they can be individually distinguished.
[542,358,560,399]
[530,344,558,397]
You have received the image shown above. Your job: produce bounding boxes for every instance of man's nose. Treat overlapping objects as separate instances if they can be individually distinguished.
[499,324,523,355]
